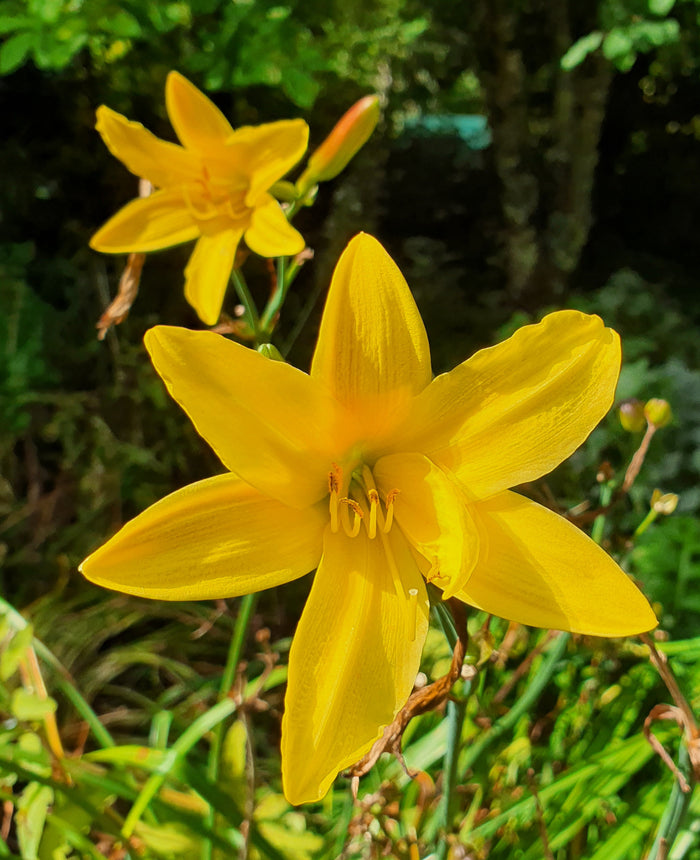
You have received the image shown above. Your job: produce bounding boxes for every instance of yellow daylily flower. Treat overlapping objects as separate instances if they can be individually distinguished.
[80,234,656,805]
[91,71,309,325]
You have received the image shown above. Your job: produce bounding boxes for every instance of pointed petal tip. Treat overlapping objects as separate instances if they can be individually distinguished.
[164,69,190,97]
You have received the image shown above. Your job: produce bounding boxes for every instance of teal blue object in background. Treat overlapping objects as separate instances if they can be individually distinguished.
[402,115,491,150]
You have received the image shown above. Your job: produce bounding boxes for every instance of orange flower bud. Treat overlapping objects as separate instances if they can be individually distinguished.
[644,398,672,428]
[619,398,646,433]
[297,95,380,195]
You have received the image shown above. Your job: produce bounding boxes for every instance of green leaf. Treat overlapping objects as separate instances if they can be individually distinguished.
[100,10,142,38]
[603,28,634,61]
[28,0,62,23]
[134,821,201,857]
[0,14,31,34]
[16,782,52,860]
[86,745,178,772]
[0,29,33,74]
[281,66,320,108]
[561,31,604,71]
[11,689,57,722]
[649,0,675,15]
[1,623,34,681]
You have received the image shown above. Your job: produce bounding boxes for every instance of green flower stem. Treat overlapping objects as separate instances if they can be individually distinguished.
[432,596,470,860]
[460,631,570,777]
[202,593,257,860]
[231,269,260,335]
[635,508,659,538]
[648,742,693,859]
[591,481,614,545]
[436,696,468,860]
[260,256,289,336]
[280,275,327,358]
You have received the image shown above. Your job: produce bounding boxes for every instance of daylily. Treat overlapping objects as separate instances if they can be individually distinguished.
[91,71,308,325]
[80,234,656,805]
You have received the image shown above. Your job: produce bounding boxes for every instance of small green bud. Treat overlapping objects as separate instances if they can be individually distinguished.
[644,398,672,428]
[619,399,646,433]
[257,343,285,362]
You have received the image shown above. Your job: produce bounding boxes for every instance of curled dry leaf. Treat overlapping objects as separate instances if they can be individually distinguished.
[96,180,152,340]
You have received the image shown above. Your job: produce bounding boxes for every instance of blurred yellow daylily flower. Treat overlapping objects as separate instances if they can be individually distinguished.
[91,71,308,325]
[80,234,656,805]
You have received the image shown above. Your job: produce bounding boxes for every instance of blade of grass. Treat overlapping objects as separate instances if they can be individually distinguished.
[121,697,238,838]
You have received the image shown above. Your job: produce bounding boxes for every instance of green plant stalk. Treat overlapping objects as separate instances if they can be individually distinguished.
[202,592,257,860]
[122,697,238,838]
[436,696,468,860]
[231,268,260,335]
[647,743,693,859]
[280,274,327,357]
[260,255,289,336]
[432,595,470,860]
[634,508,659,538]
[591,481,614,545]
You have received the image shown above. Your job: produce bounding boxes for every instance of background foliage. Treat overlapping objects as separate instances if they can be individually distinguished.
[2,0,700,857]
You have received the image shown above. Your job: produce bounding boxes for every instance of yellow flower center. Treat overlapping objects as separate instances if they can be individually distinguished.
[183,166,251,227]
[327,463,399,540]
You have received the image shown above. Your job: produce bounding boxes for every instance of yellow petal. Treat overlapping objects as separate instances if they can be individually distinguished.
[311,234,432,444]
[144,326,344,509]
[373,453,479,598]
[90,188,199,253]
[79,474,324,600]
[184,230,242,325]
[281,525,429,804]
[244,195,305,258]
[235,119,309,204]
[397,311,620,499]
[95,105,201,188]
[453,491,657,636]
[165,71,234,153]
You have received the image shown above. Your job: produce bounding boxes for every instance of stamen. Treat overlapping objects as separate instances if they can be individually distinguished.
[224,196,250,223]
[340,498,363,538]
[378,529,416,642]
[368,489,379,539]
[328,465,340,533]
[182,182,218,221]
[383,489,400,533]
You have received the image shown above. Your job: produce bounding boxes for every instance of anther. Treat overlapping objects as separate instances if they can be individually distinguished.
[340,498,363,538]
[368,489,379,539]
[383,489,400,533]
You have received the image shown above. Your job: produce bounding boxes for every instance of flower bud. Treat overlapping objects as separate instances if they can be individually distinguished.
[651,489,679,515]
[644,398,672,428]
[619,399,646,433]
[257,343,285,362]
[296,95,380,195]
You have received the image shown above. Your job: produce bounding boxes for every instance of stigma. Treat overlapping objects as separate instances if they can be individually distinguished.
[327,464,399,540]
